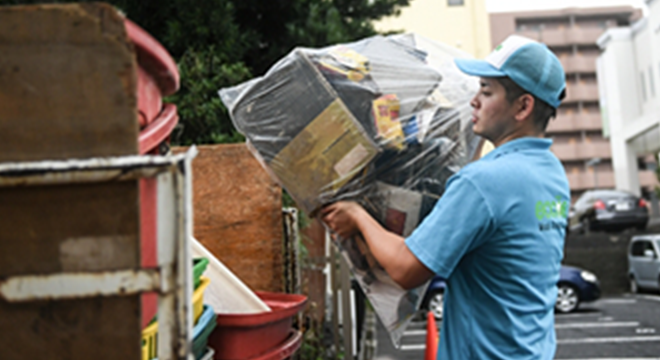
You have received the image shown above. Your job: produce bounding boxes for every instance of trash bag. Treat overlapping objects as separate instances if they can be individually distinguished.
[219,33,481,347]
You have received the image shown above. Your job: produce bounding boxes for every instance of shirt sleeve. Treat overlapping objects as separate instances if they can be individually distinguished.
[405,174,496,278]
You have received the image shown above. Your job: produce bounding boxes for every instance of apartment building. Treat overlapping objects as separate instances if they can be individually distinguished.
[597,0,660,198]
[491,7,652,201]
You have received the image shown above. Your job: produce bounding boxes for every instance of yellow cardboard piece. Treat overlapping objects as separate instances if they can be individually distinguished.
[270,98,379,213]
[372,94,405,150]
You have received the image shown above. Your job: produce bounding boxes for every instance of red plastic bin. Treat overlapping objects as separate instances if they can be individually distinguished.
[136,66,163,128]
[139,103,179,155]
[138,103,179,327]
[209,292,307,360]
[125,19,180,96]
[125,18,181,329]
[125,19,180,128]
[248,331,302,360]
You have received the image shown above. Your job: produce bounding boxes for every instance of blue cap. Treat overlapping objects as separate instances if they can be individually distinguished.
[455,35,566,108]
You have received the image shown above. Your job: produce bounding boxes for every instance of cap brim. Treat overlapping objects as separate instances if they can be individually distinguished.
[454,59,505,77]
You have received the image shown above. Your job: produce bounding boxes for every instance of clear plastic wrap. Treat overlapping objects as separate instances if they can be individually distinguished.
[219,33,481,346]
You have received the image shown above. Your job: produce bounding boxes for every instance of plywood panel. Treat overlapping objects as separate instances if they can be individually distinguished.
[175,144,284,292]
[0,4,141,359]
[0,296,140,360]
[0,3,138,162]
[0,182,140,276]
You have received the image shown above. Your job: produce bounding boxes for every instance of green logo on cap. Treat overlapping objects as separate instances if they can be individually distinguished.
[495,44,503,51]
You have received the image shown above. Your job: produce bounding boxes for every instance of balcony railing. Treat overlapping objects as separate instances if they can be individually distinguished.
[551,142,611,161]
[639,171,659,188]
[523,27,606,46]
[564,82,599,103]
[568,27,606,45]
[517,30,542,41]
[547,113,602,133]
[566,170,658,191]
[560,55,598,74]
[566,170,615,190]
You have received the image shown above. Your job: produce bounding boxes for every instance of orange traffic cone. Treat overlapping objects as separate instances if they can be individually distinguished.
[424,311,439,360]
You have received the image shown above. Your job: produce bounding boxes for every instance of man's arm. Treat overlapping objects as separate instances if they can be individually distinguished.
[321,202,434,289]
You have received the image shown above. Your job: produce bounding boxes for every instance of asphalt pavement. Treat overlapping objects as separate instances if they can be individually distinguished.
[371,294,660,360]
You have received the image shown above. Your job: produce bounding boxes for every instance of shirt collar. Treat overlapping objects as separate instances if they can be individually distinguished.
[482,137,553,160]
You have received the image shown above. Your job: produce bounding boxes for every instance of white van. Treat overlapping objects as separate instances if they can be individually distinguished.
[628,235,660,293]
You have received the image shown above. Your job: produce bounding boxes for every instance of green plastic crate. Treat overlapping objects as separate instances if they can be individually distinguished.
[193,257,209,289]
[193,305,217,359]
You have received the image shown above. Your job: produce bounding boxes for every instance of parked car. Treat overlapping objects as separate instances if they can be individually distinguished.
[422,265,601,319]
[568,189,649,234]
[628,235,660,293]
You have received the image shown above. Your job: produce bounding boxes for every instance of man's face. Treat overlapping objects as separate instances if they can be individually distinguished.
[469,78,517,143]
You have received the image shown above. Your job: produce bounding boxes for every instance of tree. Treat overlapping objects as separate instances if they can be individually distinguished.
[0,0,410,145]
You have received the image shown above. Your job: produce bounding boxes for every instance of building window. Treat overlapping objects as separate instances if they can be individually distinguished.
[650,66,656,98]
[641,72,647,102]
[448,0,464,6]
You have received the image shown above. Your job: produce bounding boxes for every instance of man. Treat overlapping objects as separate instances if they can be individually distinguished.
[322,35,570,359]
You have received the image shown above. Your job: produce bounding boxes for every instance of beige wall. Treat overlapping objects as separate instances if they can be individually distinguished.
[375,0,492,58]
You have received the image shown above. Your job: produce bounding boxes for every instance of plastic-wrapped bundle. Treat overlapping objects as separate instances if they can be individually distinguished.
[219,33,481,346]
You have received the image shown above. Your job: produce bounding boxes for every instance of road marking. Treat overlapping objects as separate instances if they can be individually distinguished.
[637,328,657,334]
[399,344,426,351]
[555,312,603,318]
[558,335,660,344]
[403,330,429,336]
[598,299,638,304]
[599,316,614,321]
[636,294,660,302]
[555,321,639,329]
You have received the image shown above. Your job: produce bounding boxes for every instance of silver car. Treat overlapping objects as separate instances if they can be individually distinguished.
[628,235,660,293]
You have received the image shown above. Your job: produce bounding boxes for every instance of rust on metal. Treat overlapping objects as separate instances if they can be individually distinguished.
[0,269,161,302]
[0,152,193,187]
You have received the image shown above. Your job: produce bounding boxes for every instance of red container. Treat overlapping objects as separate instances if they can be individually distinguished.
[209,292,307,360]
[248,331,302,360]
[137,103,179,328]
[125,19,180,97]
[137,66,163,128]
[124,18,181,329]
[139,103,179,155]
[125,19,180,128]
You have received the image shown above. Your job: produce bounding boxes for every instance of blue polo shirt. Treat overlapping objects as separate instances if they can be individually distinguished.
[405,137,570,360]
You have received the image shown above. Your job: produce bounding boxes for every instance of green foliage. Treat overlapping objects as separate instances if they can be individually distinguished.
[167,48,250,145]
[1,0,409,146]
[299,322,328,360]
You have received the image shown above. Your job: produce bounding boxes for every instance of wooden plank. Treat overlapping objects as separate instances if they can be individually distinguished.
[0,296,140,360]
[0,4,141,359]
[0,182,140,276]
[174,144,284,293]
[0,3,138,162]
[0,181,141,360]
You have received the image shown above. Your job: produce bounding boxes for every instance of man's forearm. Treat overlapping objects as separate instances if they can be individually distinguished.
[353,209,432,289]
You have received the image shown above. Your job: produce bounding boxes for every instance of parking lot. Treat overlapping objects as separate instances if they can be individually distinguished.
[374,294,660,360]
[555,294,660,359]
[367,224,660,359]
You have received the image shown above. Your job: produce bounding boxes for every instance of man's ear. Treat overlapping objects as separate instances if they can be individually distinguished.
[514,94,535,122]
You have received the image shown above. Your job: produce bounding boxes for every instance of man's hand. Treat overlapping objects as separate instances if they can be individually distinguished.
[322,200,434,289]
[321,201,365,238]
